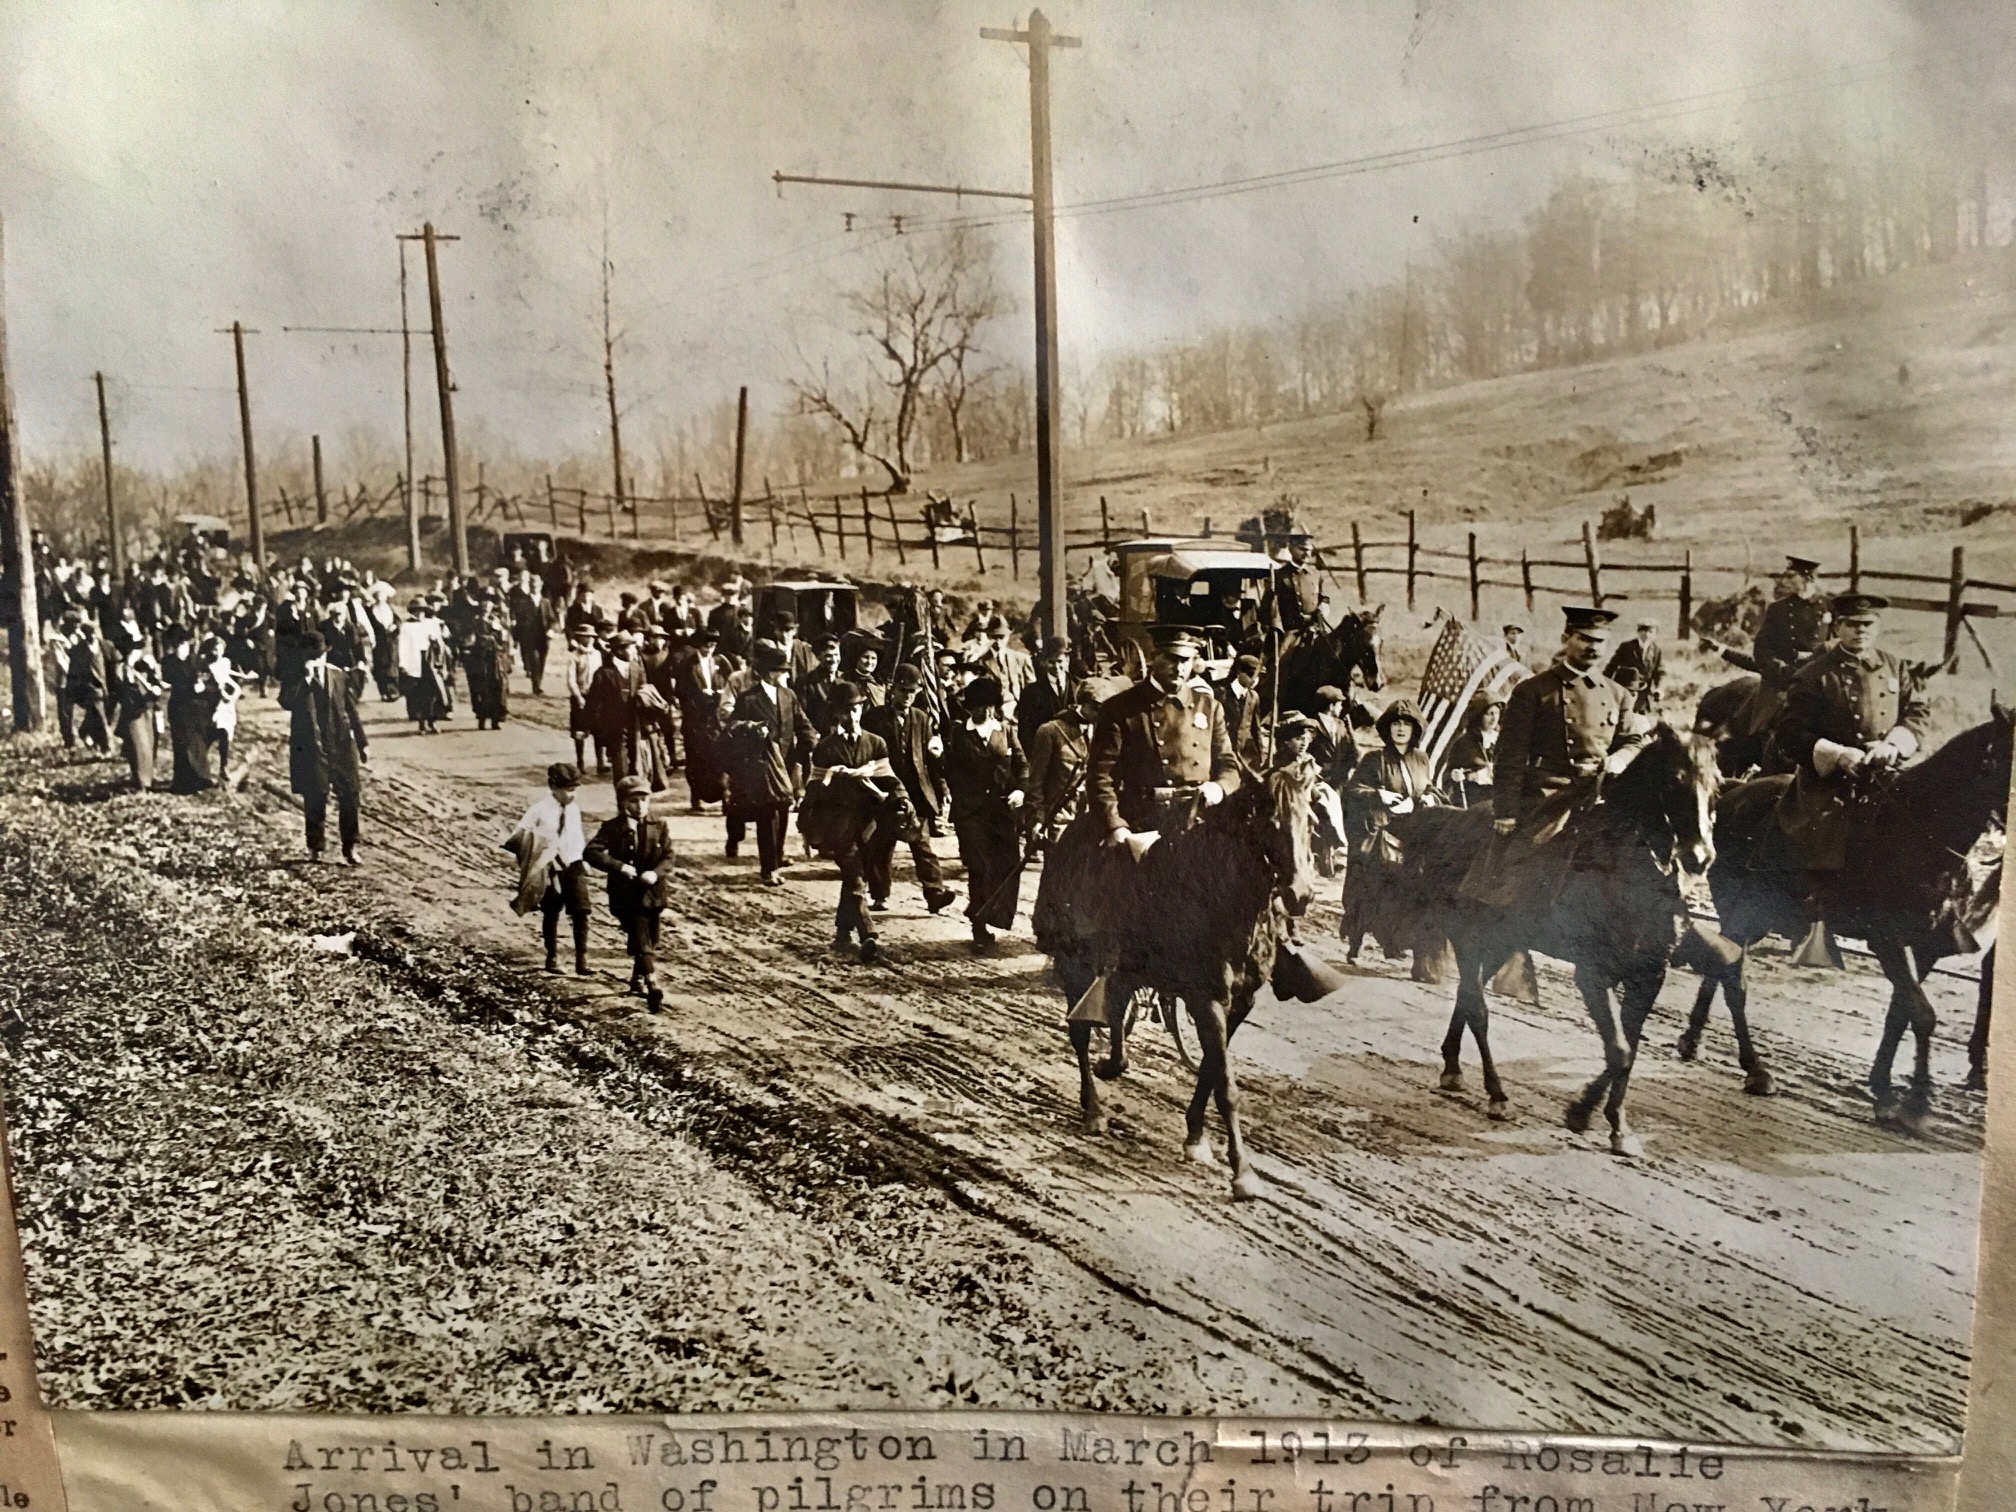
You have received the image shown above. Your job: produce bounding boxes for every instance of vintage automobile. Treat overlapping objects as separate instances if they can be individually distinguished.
[173,514,234,551]
[496,530,560,570]
[1108,536,1278,676]
[756,577,859,646]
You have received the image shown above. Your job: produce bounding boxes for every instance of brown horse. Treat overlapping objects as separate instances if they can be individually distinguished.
[1389,725,1720,1154]
[1033,763,1319,1200]
[1701,704,2011,1132]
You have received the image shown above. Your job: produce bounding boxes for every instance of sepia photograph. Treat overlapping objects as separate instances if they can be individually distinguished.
[0,0,2007,1461]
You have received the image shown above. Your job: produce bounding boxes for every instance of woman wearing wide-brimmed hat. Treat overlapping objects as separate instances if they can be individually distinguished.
[1341,697,1439,966]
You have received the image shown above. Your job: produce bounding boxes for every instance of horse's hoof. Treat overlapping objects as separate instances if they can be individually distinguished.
[1094,1056,1127,1083]
[1964,1067,1988,1093]
[1872,1089,1903,1126]
[1564,1103,1593,1135]
[1184,1136,1217,1167]
[1611,1128,1646,1159]
[1487,1098,1511,1123]
[1438,1069,1465,1092]
[1896,1096,1934,1138]
[1230,1168,1267,1203]
[1081,1112,1109,1136]
[1743,1067,1776,1097]
[1675,1032,1699,1063]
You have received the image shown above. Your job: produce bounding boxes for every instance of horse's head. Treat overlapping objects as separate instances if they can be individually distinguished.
[1239,760,1319,918]
[1608,724,1719,876]
[1909,697,2016,833]
[1332,605,1384,693]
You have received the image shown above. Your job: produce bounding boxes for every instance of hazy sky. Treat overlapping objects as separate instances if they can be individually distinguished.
[0,0,1987,472]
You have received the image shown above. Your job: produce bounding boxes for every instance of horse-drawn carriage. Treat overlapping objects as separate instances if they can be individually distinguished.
[757,577,858,645]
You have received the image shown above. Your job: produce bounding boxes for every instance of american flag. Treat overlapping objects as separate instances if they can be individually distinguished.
[1417,615,1521,775]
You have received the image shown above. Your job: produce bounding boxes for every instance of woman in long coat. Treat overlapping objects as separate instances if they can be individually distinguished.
[941,675,1028,952]
[399,598,453,733]
[113,644,165,791]
[465,604,514,730]
[161,627,217,793]
[1340,697,1439,966]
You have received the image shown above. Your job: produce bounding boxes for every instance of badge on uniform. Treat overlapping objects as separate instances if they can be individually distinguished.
[1192,709,1209,730]
[1886,677,1898,692]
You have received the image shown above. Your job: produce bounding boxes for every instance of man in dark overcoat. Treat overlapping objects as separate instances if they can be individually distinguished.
[725,639,816,885]
[280,629,371,864]
[584,774,678,1009]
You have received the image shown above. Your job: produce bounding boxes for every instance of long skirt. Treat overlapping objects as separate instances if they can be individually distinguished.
[166,700,215,793]
[119,711,157,790]
[404,666,451,724]
[467,651,510,723]
[955,809,1022,930]
[680,702,726,804]
[371,631,401,700]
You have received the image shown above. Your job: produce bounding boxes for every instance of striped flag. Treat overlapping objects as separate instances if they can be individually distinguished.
[1417,615,1521,775]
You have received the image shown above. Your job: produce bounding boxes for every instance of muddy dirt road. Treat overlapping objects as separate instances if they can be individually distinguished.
[2,678,1986,1452]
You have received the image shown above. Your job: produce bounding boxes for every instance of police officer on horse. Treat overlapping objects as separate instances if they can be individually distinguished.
[1725,554,1831,741]
[1088,624,1240,848]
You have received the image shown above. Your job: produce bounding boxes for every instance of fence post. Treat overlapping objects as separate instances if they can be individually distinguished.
[545,475,556,529]
[607,488,617,540]
[927,505,941,571]
[1521,547,1535,614]
[1351,520,1367,602]
[860,488,876,564]
[1009,494,1021,579]
[1466,531,1481,621]
[1581,518,1603,607]
[765,479,779,551]
[1405,509,1418,610]
[972,503,988,573]
[1202,516,1212,538]
[1100,496,1111,545]
[1679,549,1694,639]
[834,496,847,561]
[802,495,823,556]
[1945,545,1967,667]
[1849,524,1861,593]
[575,486,586,536]
[1139,507,1151,536]
[883,493,906,566]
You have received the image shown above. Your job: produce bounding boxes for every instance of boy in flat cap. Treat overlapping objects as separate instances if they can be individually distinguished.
[584,775,678,1008]
[506,762,594,975]
[1770,593,1929,872]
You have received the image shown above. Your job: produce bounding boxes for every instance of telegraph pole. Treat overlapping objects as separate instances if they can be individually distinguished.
[600,251,628,538]
[312,433,327,524]
[984,10,1078,644]
[402,224,466,573]
[730,385,749,549]
[0,215,44,732]
[95,371,121,576]
[399,242,420,569]
[218,321,264,565]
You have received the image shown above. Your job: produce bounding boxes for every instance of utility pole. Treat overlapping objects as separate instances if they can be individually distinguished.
[312,433,327,524]
[218,321,264,564]
[402,224,466,573]
[985,10,1079,645]
[771,14,1076,636]
[600,249,628,539]
[399,242,420,569]
[0,216,44,732]
[730,385,749,549]
[94,370,121,576]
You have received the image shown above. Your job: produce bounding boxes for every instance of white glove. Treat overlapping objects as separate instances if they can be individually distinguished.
[1814,737,1864,776]
[927,735,944,756]
[1494,817,1517,835]
[1006,789,1025,810]
[1199,780,1225,806]
[1603,749,1635,775]
[1390,797,1415,816]
[1107,826,1132,848]
[640,870,659,886]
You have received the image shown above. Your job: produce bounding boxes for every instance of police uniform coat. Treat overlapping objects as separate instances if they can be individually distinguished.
[1491,662,1644,832]
[1087,675,1240,834]
[1272,562,1326,635]
[1753,594,1832,688]
[1771,645,1930,871]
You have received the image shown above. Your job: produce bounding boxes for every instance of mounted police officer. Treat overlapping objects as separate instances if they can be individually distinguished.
[1726,554,1831,740]
[1087,624,1239,848]
[1770,592,1930,872]
[1462,606,1645,906]
[1270,530,1329,648]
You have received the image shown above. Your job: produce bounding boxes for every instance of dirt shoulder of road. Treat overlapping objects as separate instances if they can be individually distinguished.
[0,732,1282,1415]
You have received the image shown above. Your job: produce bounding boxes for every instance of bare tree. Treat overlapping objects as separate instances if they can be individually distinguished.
[793,228,1005,493]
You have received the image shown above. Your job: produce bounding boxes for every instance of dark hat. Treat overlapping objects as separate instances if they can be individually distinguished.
[299,629,327,653]
[830,679,867,711]
[614,775,651,800]
[1611,663,1646,689]
[1275,711,1317,738]
[1314,683,1346,708]
[692,624,720,643]
[1561,606,1619,632]
[1037,636,1068,661]
[1147,623,1205,655]
[1636,618,1658,631]
[1830,591,1888,621]
[753,638,789,673]
[1784,555,1821,574]
[546,762,581,789]
[1502,623,1527,636]
[1232,653,1263,677]
[961,675,1004,713]
[848,635,886,657]
[1377,697,1424,738]
[890,664,923,690]
[771,609,798,629]
[813,632,841,650]
[985,615,1010,635]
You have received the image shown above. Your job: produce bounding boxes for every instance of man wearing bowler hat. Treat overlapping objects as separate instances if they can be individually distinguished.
[1770,592,1929,872]
[1463,606,1645,905]
[1088,624,1239,846]
[280,629,371,865]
